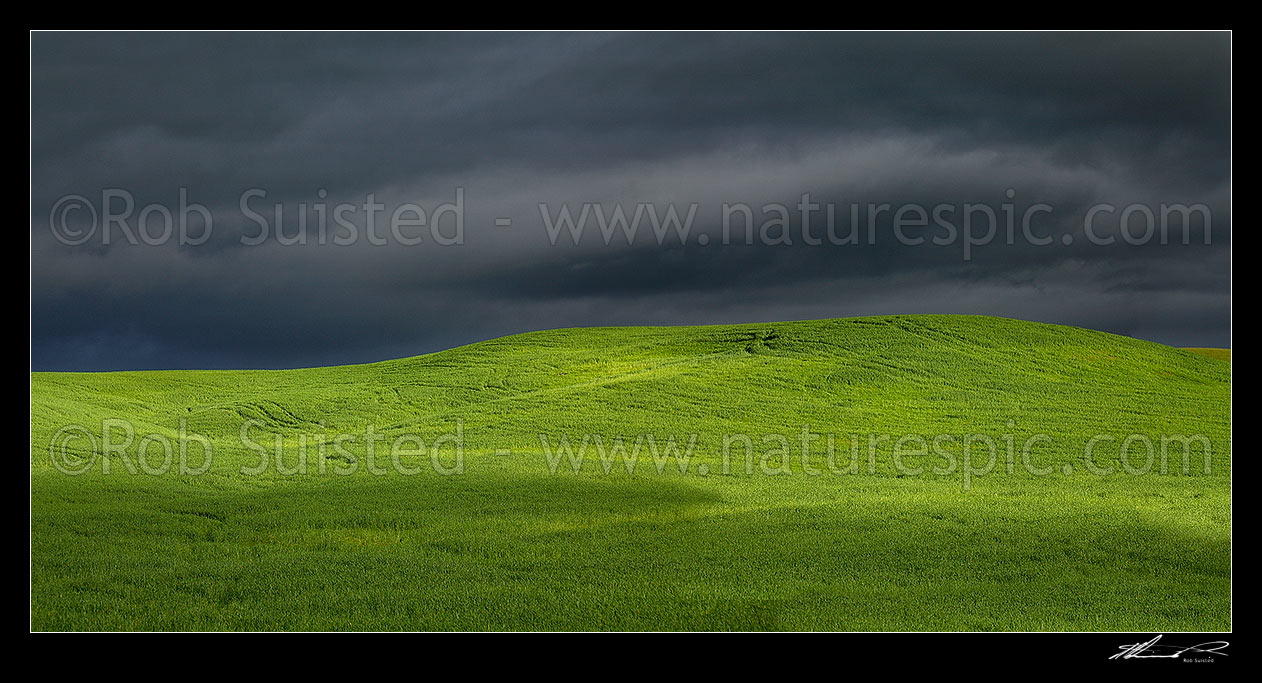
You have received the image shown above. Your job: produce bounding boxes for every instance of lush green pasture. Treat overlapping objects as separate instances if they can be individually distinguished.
[30,315,1231,631]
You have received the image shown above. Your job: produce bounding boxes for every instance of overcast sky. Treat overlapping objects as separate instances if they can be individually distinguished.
[30,31,1231,371]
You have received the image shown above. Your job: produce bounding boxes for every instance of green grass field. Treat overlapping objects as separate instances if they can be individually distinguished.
[30,315,1231,631]
[1185,348,1231,362]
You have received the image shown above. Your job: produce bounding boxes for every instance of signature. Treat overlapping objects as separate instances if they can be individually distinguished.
[1111,635,1230,660]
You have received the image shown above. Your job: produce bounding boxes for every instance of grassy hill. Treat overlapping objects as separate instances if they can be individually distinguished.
[29,315,1231,631]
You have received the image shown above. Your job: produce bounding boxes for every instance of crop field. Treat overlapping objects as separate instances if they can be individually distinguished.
[1185,348,1231,362]
[30,314,1231,631]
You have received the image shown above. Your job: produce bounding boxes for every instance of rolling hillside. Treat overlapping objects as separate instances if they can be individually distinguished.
[30,315,1232,630]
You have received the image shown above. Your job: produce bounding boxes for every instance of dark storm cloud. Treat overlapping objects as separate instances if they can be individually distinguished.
[30,31,1231,370]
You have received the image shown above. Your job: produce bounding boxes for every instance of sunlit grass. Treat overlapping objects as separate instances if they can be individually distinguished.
[30,315,1231,631]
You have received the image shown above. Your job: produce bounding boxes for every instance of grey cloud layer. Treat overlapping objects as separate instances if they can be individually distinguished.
[30,32,1231,370]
